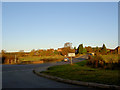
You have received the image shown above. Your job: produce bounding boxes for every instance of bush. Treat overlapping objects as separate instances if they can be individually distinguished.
[86,55,120,70]
[87,55,105,68]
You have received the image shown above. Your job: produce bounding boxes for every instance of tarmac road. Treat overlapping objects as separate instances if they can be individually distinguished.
[2,55,100,89]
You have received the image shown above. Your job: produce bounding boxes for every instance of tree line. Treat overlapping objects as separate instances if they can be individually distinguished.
[1,42,116,64]
[75,43,108,55]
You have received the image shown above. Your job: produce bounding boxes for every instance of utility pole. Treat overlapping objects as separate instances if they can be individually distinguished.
[15,55,16,63]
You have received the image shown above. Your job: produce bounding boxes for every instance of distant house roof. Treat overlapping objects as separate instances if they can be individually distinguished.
[108,46,120,54]
[57,48,62,52]
[107,49,114,51]
[115,46,120,54]
[47,49,54,51]
[115,46,120,49]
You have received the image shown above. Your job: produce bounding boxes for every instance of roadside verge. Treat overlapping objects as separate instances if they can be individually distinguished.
[33,66,120,90]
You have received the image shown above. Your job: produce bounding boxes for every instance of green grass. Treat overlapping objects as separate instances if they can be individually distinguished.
[41,60,119,85]
[19,55,64,62]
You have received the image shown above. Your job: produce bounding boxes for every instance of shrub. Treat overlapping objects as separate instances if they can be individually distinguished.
[86,55,120,70]
[87,55,105,68]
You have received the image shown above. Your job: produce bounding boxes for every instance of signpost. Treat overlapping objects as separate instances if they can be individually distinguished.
[68,53,75,65]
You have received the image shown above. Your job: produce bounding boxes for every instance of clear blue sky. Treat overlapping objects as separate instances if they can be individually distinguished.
[2,2,118,52]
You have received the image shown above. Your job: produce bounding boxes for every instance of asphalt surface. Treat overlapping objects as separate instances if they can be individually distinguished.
[2,55,100,89]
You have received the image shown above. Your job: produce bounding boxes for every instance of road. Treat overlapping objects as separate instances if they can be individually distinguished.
[2,55,100,89]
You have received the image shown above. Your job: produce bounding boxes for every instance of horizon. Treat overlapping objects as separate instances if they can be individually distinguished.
[2,44,118,53]
[2,2,118,52]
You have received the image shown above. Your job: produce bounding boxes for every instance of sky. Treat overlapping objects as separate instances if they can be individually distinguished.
[2,2,118,52]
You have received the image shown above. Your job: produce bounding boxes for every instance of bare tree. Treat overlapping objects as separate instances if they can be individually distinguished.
[64,42,72,49]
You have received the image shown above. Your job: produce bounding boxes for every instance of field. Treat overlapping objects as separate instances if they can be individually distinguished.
[18,54,83,62]
[19,55,64,62]
[41,60,119,85]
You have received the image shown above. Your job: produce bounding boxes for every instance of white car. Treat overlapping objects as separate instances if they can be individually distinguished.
[64,58,69,62]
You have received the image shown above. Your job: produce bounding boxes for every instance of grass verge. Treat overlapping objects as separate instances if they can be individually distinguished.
[41,60,119,86]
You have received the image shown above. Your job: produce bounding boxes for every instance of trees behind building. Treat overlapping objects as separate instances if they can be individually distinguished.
[61,42,75,56]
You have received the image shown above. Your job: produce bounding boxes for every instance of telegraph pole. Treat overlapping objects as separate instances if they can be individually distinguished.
[15,55,16,63]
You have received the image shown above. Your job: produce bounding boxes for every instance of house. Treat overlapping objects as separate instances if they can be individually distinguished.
[115,46,120,54]
[47,49,54,52]
[107,46,120,54]
[107,49,115,54]
[57,48,62,52]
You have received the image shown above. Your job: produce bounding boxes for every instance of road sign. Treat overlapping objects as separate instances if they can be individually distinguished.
[68,53,75,65]
[68,53,75,57]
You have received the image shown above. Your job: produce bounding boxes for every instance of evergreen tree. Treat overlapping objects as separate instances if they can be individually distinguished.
[78,44,83,54]
[83,48,87,54]
[101,44,107,55]
[74,47,76,50]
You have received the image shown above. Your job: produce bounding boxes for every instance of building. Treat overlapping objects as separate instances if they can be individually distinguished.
[109,49,115,54]
[57,48,62,52]
[47,49,54,52]
[107,46,120,54]
[115,46,120,54]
